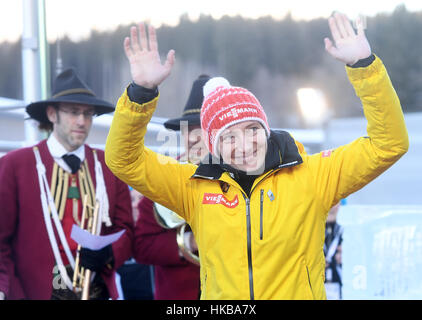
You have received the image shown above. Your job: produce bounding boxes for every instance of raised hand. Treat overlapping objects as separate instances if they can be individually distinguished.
[124,23,175,89]
[324,13,371,66]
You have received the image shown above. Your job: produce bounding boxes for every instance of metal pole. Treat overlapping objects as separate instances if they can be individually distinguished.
[38,0,50,100]
[22,0,47,145]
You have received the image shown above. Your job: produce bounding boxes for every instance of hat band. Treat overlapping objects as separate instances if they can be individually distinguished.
[182,108,201,116]
[52,88,95,98]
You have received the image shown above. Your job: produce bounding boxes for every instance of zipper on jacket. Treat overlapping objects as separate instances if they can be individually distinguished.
[260,189,264,240]
[243,195,255,300]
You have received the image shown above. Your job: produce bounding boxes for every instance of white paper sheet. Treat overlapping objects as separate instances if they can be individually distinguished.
[70,224,125,250]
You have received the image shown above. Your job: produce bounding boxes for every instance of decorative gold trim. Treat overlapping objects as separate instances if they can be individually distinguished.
[49,164,69,220]
[84,160,96,209]
[52,88,95,98]
[182,108,201,116]
[79,160,96,228]
[48,156,97,227]
[59,172,69,220]
[51,163,58,197]
[78,165,92,225]
[54,165,63,211]
[78,167,87,203]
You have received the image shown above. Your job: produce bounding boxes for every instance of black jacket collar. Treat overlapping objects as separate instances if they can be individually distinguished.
[192,130,303,180]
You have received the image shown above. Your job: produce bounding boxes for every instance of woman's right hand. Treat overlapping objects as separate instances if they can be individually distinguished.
[124,23,175,89]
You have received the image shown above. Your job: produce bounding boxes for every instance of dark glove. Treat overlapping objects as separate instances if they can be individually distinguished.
[80,244,114,272]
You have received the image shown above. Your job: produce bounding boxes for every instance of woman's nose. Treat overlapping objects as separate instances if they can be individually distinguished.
[236,134,253,154]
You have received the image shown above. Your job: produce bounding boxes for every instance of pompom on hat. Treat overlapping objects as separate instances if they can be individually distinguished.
[200,77,270,156]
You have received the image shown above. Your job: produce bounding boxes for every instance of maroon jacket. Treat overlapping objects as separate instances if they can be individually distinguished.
[0,140,133,299]
[134,197,200,300]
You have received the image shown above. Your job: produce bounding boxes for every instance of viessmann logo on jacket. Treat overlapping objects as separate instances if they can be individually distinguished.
[202,193,239,208]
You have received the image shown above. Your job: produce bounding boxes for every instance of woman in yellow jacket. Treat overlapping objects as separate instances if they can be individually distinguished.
[105,13,408,300]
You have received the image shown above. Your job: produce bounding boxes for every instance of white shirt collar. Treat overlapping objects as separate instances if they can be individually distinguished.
[47,133,85,172]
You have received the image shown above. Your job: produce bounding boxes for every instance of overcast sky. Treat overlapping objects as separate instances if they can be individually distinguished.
[1,0,421,42]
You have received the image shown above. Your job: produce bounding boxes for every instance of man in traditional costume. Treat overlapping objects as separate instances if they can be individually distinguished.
[0,68,133,300]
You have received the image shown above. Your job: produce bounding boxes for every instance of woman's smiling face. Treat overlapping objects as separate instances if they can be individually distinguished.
[218,120,268,174]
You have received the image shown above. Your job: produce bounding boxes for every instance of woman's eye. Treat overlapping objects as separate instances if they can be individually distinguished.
[247,127,258,135]
[223,135,235,143]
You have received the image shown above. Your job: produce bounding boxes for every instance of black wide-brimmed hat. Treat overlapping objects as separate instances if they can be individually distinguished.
[164,74,211,131]
[26,68,115,124]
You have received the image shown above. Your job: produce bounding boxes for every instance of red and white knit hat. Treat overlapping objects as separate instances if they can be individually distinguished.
[200,77,270,156]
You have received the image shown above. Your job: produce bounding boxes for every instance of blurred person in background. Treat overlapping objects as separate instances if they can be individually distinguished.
[324,200,345,300]
[132,75,210,299]
[116,187,154,300]
[0,68,133,300]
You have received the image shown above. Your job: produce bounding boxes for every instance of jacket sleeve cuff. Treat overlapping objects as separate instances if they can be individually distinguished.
[127,82,159,104]
[345,54,385,84]
[347,54,376,68]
